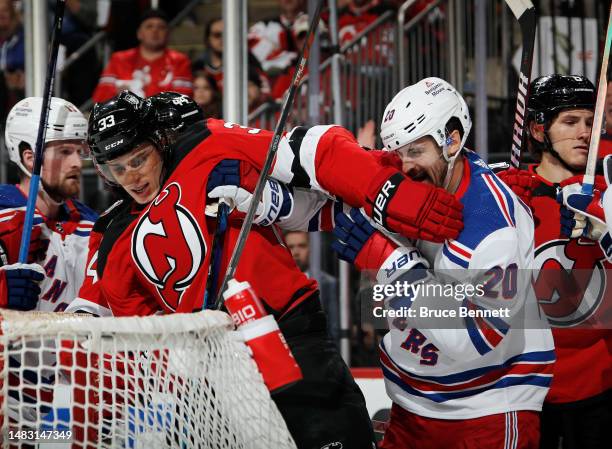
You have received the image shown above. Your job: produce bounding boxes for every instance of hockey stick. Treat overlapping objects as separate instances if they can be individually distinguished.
[214,0,324,308]
[18,0,66,263]
[506,0,537,168]
[582,1,612,195]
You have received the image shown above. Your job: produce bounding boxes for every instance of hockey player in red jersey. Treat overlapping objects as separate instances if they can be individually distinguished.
[72,89,463,448]
[498,74,612,449]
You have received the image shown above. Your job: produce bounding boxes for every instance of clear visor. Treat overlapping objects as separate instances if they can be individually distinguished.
[94,142,159,185]
[394,141,430,161]
[45,139,90,160]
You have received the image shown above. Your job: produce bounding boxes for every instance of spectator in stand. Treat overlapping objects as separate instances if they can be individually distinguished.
[193,17,270,96]
[247,67,265,113]
[0,0,24,122]
[351,286,384,367]
[192,71,222,119]
[248,0,305,77]
[285,231,340,346]
[92,9,192,102]
[105,1,193,53]
[192,18,223,87]
[271,13,328,101]
[336,0,395,46]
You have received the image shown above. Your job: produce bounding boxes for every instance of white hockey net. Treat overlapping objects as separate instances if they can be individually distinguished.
[0,310,296,449]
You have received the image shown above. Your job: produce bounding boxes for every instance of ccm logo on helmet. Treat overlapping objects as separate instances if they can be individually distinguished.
[105,139,124,151]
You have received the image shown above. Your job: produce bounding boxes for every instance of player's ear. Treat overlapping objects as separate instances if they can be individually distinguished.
[446,129,462,157]
[21,148,34,172]
[529,121,545,143]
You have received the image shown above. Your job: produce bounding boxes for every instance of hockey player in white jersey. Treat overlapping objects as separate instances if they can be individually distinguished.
[0,98,98,424]
[331,78,554,448]
[206,77,555,448]
[0,97,98,312]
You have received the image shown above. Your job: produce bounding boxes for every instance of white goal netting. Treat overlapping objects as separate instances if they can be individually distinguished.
[0,310,296,449]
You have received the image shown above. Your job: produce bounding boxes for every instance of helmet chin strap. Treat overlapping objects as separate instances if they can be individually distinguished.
[441,136,460,189]
[543,131,582,175]
[21,165,64,209]
[39,180,65,207]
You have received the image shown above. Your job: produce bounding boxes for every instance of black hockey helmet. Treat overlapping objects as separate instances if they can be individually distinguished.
[526,74,595,169]
[528,74,596,125]
[87,90,155,164]
[149,91,204,133]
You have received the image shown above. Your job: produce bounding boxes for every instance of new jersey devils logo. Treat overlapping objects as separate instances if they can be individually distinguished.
[132,182,206,311]
[533,238,606,326]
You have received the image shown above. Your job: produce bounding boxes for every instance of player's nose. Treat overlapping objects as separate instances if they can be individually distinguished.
[123,170,141,186]
[403,161,420,177]
[68,150,82,168]
[577,120,591,140]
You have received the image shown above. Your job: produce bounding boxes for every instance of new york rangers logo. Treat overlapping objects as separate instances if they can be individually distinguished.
[533,239,606,327]
[132,182,206,311]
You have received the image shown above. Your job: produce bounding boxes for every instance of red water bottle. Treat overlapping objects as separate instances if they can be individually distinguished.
[223,279,302,392]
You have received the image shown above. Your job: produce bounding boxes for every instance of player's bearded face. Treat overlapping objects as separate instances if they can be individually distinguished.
[106,142,164,204]
[40,140,85,200]
[547,109,593,170]
[395,136,449,187]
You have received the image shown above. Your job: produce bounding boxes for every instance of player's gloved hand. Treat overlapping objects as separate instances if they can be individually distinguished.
[558,183,606,238]
[363,167,463,243]
[0,211,49,266]
[559,206,587,238]
[496,168,540,209]
[332,208,429,283]
[557,182,612,260]
[0,263,45,310]
[207,160,294,226]
[332,208,399,271]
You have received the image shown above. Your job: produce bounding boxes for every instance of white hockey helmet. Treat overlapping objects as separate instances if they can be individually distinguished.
[4,97,88,176]
[380,77,472,154]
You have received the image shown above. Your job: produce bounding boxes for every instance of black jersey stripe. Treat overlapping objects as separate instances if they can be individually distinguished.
[288,126,312,189]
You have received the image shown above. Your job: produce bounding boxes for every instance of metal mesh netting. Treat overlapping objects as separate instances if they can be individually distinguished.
[0,310,296,449]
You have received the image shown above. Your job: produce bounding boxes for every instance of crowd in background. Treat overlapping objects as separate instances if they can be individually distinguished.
[0,0,434,123]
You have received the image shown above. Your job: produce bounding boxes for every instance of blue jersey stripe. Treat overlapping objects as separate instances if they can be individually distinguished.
[466,316,494,355]
[490,174,516,226]
[381,339,555,384]
[383,365,552,403]
[442,245,469,268]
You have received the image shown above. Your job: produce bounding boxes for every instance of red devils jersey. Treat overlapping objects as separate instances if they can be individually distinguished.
[600,133,612,158]
[92,48,193,103]
[526,165,612,403]
[75,120,389,317]
[334,0,395,45]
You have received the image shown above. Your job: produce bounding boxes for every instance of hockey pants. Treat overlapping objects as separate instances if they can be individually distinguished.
[273,294,376,449]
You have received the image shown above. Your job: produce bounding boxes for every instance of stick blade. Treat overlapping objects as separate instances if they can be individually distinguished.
[505,0,535,20]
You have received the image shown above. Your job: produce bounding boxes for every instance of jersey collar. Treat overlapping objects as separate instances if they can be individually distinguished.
[453,156,471,201]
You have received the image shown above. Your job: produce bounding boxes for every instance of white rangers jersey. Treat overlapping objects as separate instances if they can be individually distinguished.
[0,184,98,312]
[378,151,554,419]
[266,148,555,419]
